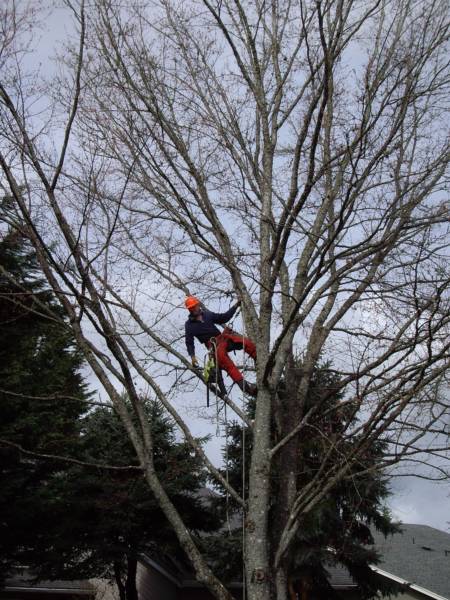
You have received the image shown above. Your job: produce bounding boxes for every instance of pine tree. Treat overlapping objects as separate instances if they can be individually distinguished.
[0,222,220,598]
[0,226,90,583]
[206,364,401,599]
[32,400,220,600]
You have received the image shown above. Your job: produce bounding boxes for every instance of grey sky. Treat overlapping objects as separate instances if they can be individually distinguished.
[389,476,449,532]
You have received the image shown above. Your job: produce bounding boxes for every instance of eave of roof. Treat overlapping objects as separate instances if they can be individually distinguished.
[139,555,181,588]
[3,586,93,595]
[370,565,450,600]
[371,524,450,599]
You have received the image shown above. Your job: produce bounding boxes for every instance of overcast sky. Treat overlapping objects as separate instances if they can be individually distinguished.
[15,0,450,535]
[388,476,449,531]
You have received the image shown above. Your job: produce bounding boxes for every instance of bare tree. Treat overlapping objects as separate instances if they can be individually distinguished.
[1,0,449,598]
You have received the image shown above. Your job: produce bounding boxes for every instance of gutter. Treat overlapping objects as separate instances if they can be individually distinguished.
[138,556,242,590]
[369,565,449,600]
[3,587,92,595]
[138,555,181,588]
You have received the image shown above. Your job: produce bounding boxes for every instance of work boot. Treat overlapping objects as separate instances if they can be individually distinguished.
[237,379,257,397]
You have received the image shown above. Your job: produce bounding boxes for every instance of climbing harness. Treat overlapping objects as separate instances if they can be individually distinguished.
[203,355,216,383]
[203,335,228,407]
[203,354,216,408]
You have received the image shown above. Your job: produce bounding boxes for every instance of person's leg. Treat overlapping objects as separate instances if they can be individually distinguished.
[242,336,256,360]
[215,337,243,383]
[217,334,257,396]
[225,332,256,360]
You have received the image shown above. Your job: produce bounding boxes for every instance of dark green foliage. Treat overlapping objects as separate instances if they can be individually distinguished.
[31,399,220,598]
[0,228,90,584]
[284,367,400,598]
[0,225,220,597]
[207,365,401,599]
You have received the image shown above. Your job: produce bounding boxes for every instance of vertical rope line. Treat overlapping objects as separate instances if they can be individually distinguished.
[224,396,232,536]
[241,327,247,600]
[242,405,246,600]
[214,339,220,436]
[203,354,209,408]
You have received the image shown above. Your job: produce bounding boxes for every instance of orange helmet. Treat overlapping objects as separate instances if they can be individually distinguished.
[185,296,200,311]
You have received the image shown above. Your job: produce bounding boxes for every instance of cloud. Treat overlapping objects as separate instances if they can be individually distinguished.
[388,476,450,532]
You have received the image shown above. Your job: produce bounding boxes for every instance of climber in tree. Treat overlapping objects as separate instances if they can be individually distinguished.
[184,296,257,397]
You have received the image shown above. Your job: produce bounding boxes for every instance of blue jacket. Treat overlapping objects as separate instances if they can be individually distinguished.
[185,305,238,357]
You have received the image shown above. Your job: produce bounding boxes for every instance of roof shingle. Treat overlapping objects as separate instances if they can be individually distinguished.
[371,523,450,599]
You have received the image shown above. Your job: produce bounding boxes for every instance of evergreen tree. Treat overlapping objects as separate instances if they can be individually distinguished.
[206,365,401,599]
[0,227,90,583]
[0,222,220,598]
[32,400,220,600]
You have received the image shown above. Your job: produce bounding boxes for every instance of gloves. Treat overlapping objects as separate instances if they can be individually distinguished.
[191,356,200,369]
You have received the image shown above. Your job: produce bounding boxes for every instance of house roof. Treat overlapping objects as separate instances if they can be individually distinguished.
[325,565,356,588]
[371,524,450,599]
[141,522,450,597]
[3,568,95,596]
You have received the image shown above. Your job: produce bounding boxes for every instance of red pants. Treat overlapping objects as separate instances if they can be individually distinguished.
[208,328,256,383]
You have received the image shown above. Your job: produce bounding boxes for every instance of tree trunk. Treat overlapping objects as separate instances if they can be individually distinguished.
[125,555,139,600]
[287,579,297,600]
[143,466,235,600]
[275,568,289,600]
[246,386,272,600]
[298,578,309,600]
[114,561,126,600]
[272,360,302,599]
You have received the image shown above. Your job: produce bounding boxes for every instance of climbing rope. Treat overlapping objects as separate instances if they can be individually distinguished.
[204,304,250,598]
[214,339,221,436]
[241,326,247,600]
[224,397,232,536]
[223,308,249,597]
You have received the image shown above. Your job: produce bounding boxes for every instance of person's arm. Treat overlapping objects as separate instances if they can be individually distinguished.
[211,301,240,325]
[185,322,196,359]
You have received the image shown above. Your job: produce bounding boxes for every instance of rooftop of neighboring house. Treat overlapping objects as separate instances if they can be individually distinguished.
[1,567,95,599]
[140,522,450,599]
[371,523,450,599]
[3,523,449,600]
[312,524,450,599]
